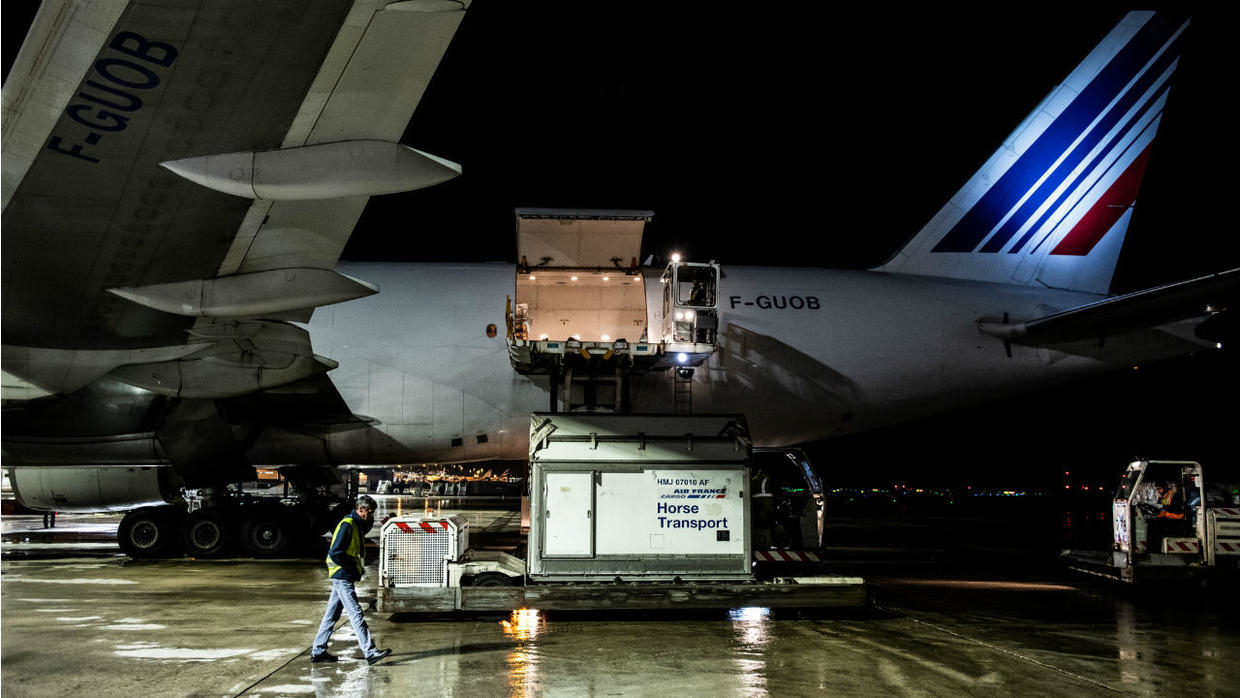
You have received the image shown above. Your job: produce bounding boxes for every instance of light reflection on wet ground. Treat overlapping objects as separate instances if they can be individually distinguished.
[2,506,1237,696]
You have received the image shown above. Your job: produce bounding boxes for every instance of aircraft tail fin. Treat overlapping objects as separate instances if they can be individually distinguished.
[876,12,1190,295]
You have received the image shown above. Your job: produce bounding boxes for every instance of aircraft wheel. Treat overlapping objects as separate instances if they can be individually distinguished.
[180,508,230,558]
[118,507,179,559]
[240,507,292,558]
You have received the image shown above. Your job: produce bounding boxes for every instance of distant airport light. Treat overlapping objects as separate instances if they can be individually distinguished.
[529,275,536,280]
[539,334,549,340]
[571,276,578,281]
[602,276,610,281]
[601,334,610,341]
[671,253,681,263]
[677,352,688,364]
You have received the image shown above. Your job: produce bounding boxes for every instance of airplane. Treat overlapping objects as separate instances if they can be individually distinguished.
[2,5,1235,558]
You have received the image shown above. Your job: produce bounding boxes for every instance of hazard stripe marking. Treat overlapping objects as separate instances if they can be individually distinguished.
[393,520,451,534]
[753,551,821,562]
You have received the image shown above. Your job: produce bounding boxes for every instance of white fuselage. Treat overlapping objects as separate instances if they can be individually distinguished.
[299,262,1193,464]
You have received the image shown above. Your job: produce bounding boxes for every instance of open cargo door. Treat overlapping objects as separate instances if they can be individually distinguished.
[512,208,651,344]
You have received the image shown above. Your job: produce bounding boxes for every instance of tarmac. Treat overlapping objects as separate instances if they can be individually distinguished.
[2,498,1238,697]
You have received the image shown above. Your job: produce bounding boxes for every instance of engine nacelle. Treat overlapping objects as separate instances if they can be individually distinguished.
[6,466,182,513]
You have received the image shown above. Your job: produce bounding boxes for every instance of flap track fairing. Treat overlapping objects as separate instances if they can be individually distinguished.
[107,267,378,318]
[160,139,461,200]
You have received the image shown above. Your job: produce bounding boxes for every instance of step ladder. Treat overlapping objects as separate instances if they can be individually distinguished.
[672,368,693,414]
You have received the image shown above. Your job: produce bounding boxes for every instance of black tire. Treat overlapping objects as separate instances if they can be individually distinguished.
[118,507,179,559]
[180,508,230,558]
[240,507,292,557]
[471,572,515,587]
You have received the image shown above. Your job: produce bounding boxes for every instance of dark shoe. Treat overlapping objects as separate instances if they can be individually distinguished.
[366,648,392,665]
[311,652,338,663]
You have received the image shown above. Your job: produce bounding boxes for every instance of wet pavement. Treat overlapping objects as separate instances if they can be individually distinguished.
[3,499,1238,696]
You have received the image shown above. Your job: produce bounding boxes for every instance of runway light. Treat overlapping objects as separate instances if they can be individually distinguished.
[677,352,688,364]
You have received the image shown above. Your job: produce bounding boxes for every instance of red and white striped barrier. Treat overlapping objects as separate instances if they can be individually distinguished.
[1216,541,1240,554]
[1214,508,1240,518]
[394,520,451,534]
[1162,538,1200,554]
[753,550,821,563]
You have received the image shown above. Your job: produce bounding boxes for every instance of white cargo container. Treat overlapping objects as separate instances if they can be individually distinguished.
[527,412,751,581]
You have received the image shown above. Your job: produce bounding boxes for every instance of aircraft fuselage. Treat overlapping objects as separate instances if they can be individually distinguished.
[276,261,1200,465]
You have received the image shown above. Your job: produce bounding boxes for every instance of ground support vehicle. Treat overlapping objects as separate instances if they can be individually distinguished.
[1063,460,1240,583]
[377,414,867,613]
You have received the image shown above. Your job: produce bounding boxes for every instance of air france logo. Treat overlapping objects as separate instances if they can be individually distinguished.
[47,31,179,164]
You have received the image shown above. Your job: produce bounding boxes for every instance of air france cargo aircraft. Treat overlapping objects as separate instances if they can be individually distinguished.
[2,4,1234,555]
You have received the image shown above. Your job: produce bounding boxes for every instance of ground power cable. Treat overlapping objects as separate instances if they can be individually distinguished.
[233,617,346,697]
[873,603,1134,696]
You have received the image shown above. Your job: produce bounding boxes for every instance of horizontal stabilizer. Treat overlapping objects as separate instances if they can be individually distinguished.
[979,268,1239,345]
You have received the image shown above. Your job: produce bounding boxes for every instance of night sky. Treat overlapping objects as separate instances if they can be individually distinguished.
[357,5,1240,488]
[4,4,1237,487]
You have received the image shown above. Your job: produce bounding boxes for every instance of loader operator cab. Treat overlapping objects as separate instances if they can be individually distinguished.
[660,260,720,360]
[1115,460,1203,558]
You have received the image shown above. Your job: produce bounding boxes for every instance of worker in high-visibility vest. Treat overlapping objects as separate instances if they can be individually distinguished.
[310,495,391,665]
[1155,482,1185,520]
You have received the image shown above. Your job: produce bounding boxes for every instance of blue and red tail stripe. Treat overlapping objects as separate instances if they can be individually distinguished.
[931,13,1189,256]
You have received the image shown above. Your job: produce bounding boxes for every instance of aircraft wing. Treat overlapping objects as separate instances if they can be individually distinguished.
[2,0,468,399]
[979,268,1240,346]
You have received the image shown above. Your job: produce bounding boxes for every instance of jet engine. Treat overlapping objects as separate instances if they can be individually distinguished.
[6,466,182,512]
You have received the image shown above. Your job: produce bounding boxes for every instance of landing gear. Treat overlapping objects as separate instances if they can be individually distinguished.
[239,506,292,557]
[118,506,181,559]
[115,468,348,560]
[181,508,231,558]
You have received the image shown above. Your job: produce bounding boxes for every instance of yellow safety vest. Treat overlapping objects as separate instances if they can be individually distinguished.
[325,516,364,579]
